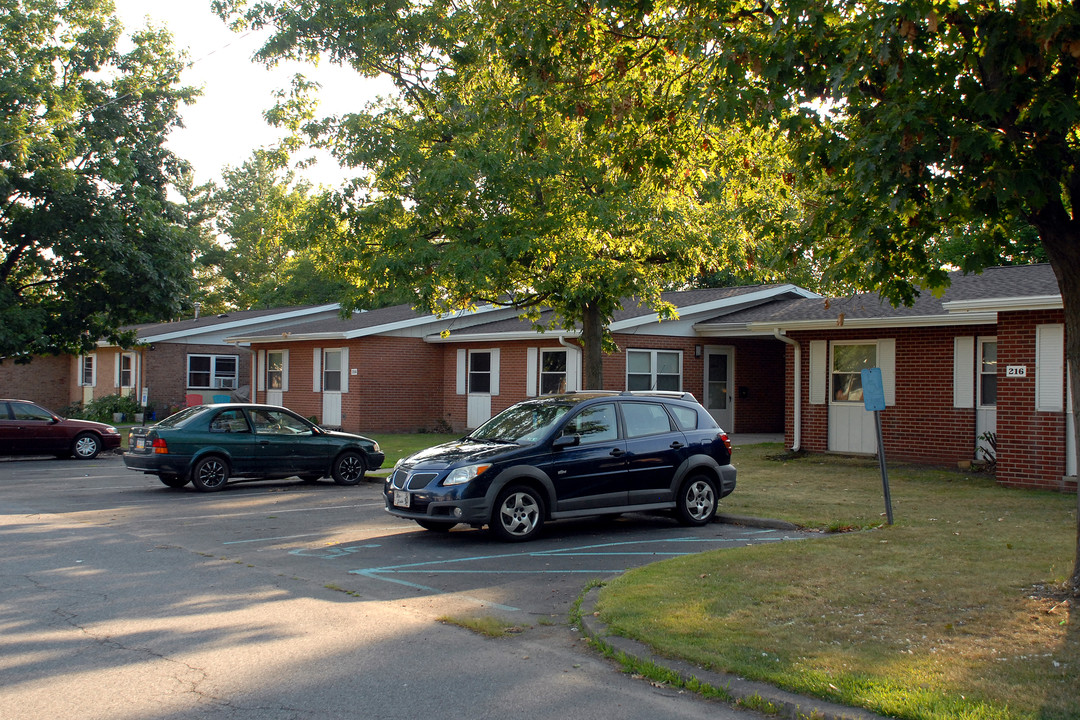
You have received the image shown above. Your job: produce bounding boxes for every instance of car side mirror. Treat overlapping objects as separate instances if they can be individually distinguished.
[553,434,580,450]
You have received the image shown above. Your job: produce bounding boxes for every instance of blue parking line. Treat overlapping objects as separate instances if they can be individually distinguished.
[345,530,805,612]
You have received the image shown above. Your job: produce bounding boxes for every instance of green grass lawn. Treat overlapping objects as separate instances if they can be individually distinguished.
[368,432,460,469]
[596,444,1079,720]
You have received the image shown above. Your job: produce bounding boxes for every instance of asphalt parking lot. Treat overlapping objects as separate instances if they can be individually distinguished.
[3,453,805,617]
[1,453,811,719]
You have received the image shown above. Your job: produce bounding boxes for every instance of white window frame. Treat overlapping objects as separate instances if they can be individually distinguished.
[829,341,877,405]
[187,354,239,390]
[266,350,286,391]
[978,337,998,409]
[538,349,568,395]
[626,349,683,392]
[117,351,135,389]
[323,348,344,392]
[469,350,493,394]
[79,354,96,387]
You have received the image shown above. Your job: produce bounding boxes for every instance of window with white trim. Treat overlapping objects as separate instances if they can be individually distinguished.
[188,354,239,390]
[469,351,492,393]
[79,355,96,387]
[979,339,997,407]
[118,352,135,388]
[323,349,342,392]
[266,351,284,390]
[831,342,876,403]
[539,349,567,395]
[626,350,681,391]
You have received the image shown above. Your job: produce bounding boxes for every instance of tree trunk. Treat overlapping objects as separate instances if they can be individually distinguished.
[1035,210,1080,596]
[581,301,605,391]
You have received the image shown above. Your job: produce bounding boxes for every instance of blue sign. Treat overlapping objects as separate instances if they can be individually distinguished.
[861,367,886,412]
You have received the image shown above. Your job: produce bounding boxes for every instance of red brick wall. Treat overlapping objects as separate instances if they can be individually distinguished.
[254,338,447,434]
[442,335,786,434]
[996,310,1073,491]
[248,334,788,436]
[785,326,993,464]
[143,343,253,415]
[0,355,71,410]
[784,317,1076,493]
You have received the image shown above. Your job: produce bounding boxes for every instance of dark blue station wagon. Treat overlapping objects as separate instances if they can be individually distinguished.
[385,391,736,541]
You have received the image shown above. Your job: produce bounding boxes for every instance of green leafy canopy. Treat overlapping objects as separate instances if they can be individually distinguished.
[0,0,200,359]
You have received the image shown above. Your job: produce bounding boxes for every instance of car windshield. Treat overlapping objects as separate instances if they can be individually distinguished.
[469,400,574,444]
[155,406,206,428]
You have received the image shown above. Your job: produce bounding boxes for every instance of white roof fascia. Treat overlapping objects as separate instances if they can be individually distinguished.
[696,311,999,336]
[609,285,820,332]
[225,332,350,344]
[141,304,342,343]
[740,312,1000,332]
[424,330,581,344]
[942,295,1062,313]
[225,304,509,345]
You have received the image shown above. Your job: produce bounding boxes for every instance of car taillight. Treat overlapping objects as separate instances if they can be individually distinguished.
[718,431,732,455]
[152,438,168,454]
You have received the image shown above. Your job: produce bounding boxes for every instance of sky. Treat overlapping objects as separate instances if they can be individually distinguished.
[112,0,394,187]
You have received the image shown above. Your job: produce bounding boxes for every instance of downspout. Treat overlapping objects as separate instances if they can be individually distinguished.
[773,329,801,451]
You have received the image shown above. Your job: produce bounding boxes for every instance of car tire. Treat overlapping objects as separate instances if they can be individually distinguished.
[676,474,718,526]
[191,456,229,492]
[416,519,457,532]
[71,432,101,460]
[331,451,366,485]
[490,485,544,542]
[158,473,189,489]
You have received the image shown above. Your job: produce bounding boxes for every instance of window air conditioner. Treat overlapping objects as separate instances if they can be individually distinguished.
[215,378,236,390]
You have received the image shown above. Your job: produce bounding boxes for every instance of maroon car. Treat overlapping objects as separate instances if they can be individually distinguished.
[0,399,122,460]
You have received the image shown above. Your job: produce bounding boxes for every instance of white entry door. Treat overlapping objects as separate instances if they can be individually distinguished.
[704,347,734,431]
[828,342,878,454]
[321,349,343,427]
[975,338,998,461]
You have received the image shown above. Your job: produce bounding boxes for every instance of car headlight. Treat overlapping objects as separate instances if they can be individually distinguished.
[371,441,381,453]
[443,463,492,486]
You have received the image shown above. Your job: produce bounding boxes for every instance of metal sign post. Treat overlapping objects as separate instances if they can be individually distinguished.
[861,367,894,525]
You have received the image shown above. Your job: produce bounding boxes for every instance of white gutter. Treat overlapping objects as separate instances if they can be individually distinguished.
[609,284,820,332]
[141,303,342,343]
[424,330,583,344]
[773,329,801,452]
[942,295,1062,313]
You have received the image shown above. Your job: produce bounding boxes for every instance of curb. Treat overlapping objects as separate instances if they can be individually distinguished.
[578,585,887,720]
[716,512,801,531]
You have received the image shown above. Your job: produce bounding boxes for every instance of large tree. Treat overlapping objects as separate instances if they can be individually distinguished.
[195,149,350,313]
[0,0,199,359]
[480,0,1080,587]
[214,0,811,388]
[218,0,1080,590]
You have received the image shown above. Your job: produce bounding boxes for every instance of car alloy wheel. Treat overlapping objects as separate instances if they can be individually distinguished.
[491,486,544,541]
[677,474,717,526]
[191,456,229,492]
[332,451,366,485]
[72,432,101,460]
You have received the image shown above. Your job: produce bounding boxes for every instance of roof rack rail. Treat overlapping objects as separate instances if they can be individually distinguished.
[618,390,698,401]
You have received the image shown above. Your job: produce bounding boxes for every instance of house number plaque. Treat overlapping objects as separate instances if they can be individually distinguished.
[1006,365,1027,378]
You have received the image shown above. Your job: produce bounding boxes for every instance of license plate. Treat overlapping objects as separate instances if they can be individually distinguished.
[393,490,411,508]
[136,437,146,450]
